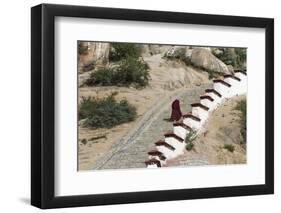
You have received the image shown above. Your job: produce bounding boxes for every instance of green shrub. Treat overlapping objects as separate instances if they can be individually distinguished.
[84,67,115,86]
[218,48,237,67]
[83,57,150,88]
[109,43,142,61]
[235,100,247,144]
[216,48,246,69]
[81,138,88,145]
[79,94,137,129]
[207,69,221,80]
[114,57,149,87]
[235,48,247,69]
[185,129,197,151]
[224,144,235,152]
[79,96,97,119]
[185,142,194,151]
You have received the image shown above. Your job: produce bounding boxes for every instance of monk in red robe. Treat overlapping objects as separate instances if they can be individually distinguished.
[170,99,182,121]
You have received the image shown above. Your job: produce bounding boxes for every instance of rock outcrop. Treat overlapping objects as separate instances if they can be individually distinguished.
[165,46,187,58]
[142,54,210,90]
[78,42,110,72]
[191,48,231,74]
[163,46,193,64]
[142,44,171,56]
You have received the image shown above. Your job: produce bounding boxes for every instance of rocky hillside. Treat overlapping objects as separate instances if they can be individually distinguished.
[78,43,246,89]
[77,42,247,170]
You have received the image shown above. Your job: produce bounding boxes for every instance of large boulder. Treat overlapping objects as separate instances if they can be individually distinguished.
[164,46,194,64]
[190,48,230,74]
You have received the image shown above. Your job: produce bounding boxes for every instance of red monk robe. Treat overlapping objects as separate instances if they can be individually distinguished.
[170,99,182,121]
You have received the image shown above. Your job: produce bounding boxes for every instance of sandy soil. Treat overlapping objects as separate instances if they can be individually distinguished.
[166,95,246,167]
[78,87,169,170]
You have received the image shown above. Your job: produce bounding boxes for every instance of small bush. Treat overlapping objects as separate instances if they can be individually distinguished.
[79,94,137,129]
[79,96,97,120]
[186,142,194,151]
[109,43,142,62]
[235,100,247,144]
[83,57,150,88]
[185,129,197,151]
[224,144,235,152]
[81,138,88,145]
[114,57,150,87]
[84,67,115,86]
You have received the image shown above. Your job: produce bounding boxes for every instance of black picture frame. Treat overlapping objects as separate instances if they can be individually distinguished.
[31,3,274,209]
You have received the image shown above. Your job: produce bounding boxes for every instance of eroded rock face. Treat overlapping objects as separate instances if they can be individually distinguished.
[191,48,230,74]
[142,54,210,90]
[163,46,193,64]
[78,42,110,72]
[165,46,187,58]
[227,65,234,73]
[142,44,171,56]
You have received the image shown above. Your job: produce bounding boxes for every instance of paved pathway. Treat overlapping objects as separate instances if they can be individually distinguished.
[93,84,211,170]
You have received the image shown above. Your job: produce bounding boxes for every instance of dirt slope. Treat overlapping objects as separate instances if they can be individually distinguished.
[166,95,246,167]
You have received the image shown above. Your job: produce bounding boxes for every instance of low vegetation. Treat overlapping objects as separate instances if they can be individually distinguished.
[223,144,235,152]
[84,67,115,86]
[80,138,88,145]
[216,48,246,69]
[235,99,247,144]
[109,43,143,62]
[114,57,150,87]
[207,69,222,80]
[83,57,150,88]
[185,129,197,151]
[79,94,137,129]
